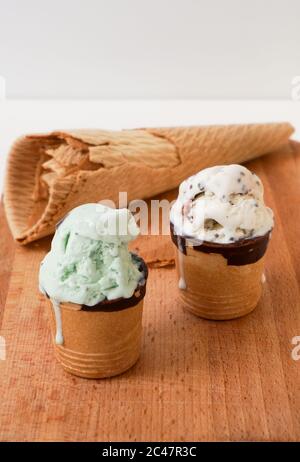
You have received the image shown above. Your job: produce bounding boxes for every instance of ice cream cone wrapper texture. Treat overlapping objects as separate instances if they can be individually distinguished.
[48,299,143,379]
[174,245,266,320]
[4,123,293,245]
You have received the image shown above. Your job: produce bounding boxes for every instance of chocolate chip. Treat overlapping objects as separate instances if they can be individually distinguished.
[240,171,245,176]
[237,178,241,183]
[194,191,205,200]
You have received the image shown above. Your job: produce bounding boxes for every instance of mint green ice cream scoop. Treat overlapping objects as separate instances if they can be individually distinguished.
[39,203,144,307]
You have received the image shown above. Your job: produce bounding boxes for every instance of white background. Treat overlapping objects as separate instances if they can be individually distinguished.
[0,0,300,99]
[1,1,300,191]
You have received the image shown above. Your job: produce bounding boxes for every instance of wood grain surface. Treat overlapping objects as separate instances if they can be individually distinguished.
[1,142,300,442]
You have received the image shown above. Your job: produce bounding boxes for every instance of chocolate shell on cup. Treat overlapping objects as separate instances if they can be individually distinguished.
[170,222,270,266]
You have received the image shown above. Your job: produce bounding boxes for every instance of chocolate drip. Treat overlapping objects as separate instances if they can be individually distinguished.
[170,222,270,266]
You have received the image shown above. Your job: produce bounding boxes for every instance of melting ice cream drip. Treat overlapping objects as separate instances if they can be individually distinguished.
[51,299,64,345]
[177,237,186,290]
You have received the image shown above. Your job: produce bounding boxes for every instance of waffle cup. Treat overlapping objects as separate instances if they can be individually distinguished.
[46,257,148,379]
[171,224,270,320]
[4,123,293,244]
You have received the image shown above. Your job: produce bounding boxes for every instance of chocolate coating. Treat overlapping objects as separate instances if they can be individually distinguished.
[170,222,270,266]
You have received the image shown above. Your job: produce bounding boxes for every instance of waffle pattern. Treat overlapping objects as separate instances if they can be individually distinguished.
[4,123,294,244]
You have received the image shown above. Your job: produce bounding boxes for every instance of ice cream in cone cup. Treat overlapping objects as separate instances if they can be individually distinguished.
[170,164,273,320]
[46,257,147,378]
[39,203,148,378]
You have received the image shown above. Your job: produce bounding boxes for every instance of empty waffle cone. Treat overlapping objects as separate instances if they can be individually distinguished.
[4,123,293,244]
[48,298,144,379]
[171,227,270,320]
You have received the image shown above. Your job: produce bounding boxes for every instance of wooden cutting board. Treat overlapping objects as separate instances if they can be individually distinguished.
[1,142,300,442]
